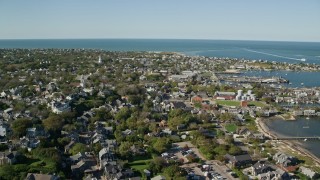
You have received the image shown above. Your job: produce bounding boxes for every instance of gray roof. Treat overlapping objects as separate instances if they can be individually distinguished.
[225,153,252,163]
[151,175,166,180]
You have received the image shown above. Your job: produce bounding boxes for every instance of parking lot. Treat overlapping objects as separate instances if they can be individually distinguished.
[172,141,239,180]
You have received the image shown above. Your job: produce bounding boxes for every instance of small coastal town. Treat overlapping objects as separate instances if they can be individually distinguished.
[0,49,319,180]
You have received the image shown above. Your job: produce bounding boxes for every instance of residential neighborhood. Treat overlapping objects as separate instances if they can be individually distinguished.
[0,49,319,179]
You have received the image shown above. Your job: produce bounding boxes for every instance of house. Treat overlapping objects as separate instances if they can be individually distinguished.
[25,173,59,180]
[250,160,288,179]
[170,101,186,110]
[237,127,252,138]
[71,158,98,178]
[99,147,115,168]
[69,152,86,164]
[252,133,265,141]
[143,169,151,177]
[65,140,76,153]
[0,123,10,137]
[26,127,45,138]
[273,152,297,167]
[251,161,274,176]
[225,153,252,167]
[304,109,316,116]
[199,128,215,138]
[300,166,318,179]
[0,151,19,165]
[130,145,146,155]
[293,110,303,116]
[191,95,203,104]
[257,168,288,180]
[168,75,189,82]
[214,91,236,100]
[49,101,71,114]
[19,137,40,150]
[3,108,13,120]
[151,175,166,180]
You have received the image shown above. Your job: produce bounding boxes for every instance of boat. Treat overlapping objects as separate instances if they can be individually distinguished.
[300,58,306,62]
[302,126,309,129]
[306,117,310,120]
[304,139,307,141]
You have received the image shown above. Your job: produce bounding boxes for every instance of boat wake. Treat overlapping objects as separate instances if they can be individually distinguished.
[244,48,306,62]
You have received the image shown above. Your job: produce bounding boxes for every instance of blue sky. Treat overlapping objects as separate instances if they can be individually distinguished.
[1,0,320,41]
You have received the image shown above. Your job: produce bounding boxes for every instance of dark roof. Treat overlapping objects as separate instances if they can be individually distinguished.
[225,153,252,163]
[171,101,186,109]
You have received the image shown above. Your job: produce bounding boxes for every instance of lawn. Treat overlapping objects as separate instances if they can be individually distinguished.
[216,100,267,107]
[215,100,240,107]
[128,155,152,172]
[248,101,267,107]
[225,123,237,133]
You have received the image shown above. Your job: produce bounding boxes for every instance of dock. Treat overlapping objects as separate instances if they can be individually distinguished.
[273,136,320,141]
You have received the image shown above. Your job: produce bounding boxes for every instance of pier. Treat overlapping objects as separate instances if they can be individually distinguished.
[220,76,289,84]
[273,136,320,141]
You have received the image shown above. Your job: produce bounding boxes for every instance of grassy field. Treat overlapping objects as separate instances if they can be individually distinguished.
[216,100,267,107]
[225,123,237,133]
[128,155,152,172]
[248,101,267,107]
[215,100,240,107]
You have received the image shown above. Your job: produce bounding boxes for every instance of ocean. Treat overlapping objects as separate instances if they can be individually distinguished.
[0,39,320,64]
[265,117,320,158]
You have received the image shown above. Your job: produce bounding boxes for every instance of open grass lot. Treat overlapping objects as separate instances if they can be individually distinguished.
[128,155,152,172]
[215,100,240,107]
[225,123,237,133]
[248,101,267,107]
[216,100,267,107]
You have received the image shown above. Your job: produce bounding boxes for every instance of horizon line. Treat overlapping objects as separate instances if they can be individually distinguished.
[0,38,319,43]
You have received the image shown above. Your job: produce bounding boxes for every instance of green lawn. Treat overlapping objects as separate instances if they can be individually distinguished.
[215,100,240,107]
[128,156,152,172]
[225,123,237,133]
[248,101,267,107]
[216,100,267,107]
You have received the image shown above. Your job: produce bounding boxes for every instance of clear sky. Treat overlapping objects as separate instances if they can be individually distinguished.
[1,0,320,42]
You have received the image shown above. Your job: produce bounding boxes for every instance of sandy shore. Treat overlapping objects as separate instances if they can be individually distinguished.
[256,118,320,166]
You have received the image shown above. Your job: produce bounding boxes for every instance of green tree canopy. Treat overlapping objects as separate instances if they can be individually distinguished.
[11,118,32,137]
[43,115,64,132]
[153,137,170,154]
[70,143,89,155]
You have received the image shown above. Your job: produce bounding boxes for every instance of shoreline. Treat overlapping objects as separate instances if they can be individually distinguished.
[256,118,320,166]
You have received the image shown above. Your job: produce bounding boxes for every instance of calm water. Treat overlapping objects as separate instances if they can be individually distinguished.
[0,39,320,64]
[265,117,320,158]
[242,70,320,88]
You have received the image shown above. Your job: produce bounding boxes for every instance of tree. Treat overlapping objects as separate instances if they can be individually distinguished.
[0,165,16,180]
[228,145,242,156]
[114,107,131,121]
[118,141,132,158]
[163,165,186,179]
[148,157,166,174]
[70,143,89,155]
[11,118,32,137]
[153,138,170,153]
[43,115,64,132]
[219,112,235,122]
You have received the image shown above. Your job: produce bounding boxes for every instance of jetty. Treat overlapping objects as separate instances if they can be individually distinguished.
[273,136,320,141]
